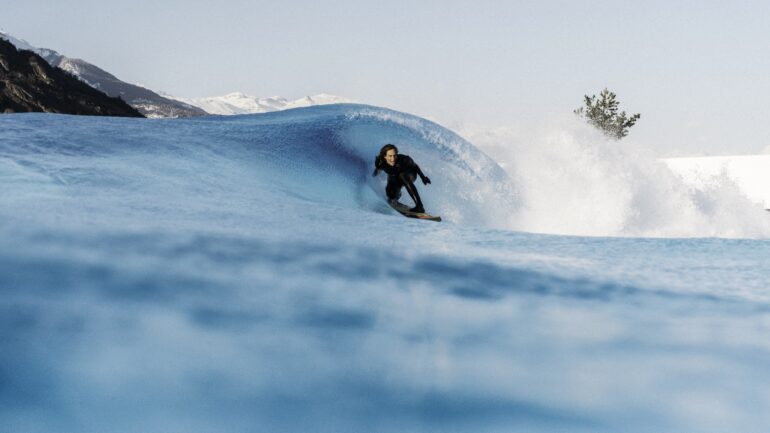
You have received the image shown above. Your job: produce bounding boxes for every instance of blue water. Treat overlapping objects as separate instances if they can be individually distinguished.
[2,106,770,433]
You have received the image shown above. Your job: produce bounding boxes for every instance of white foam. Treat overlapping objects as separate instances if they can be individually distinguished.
[458,120,770,238]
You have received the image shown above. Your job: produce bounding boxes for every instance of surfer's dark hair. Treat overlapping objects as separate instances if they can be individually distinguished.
[379,143,398,159]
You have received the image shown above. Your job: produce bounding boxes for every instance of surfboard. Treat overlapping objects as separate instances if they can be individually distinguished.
[388,200,442,222]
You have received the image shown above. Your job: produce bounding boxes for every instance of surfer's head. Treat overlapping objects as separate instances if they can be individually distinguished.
[379,143,398,166]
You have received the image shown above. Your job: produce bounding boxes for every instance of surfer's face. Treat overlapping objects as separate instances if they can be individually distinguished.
[384,149,397,166]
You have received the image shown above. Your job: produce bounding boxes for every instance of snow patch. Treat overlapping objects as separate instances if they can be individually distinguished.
[174,92,355,115]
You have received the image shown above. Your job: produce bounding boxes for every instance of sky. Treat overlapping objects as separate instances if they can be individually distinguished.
[3,0,770,156]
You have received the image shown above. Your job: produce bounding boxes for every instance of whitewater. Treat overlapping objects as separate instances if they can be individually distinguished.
[3,104,770,433]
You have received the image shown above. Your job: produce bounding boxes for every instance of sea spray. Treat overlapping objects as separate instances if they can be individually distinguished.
[457,119,770,238]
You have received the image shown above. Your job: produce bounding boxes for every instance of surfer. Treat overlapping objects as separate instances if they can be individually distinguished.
[372,144,431,213]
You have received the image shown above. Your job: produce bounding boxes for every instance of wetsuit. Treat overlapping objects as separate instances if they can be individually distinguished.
[373,154,430,212]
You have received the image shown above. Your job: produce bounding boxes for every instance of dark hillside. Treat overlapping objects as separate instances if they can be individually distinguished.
[0,38,143,117]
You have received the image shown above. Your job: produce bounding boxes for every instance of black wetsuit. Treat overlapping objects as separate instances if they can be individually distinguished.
[373,154,429,211]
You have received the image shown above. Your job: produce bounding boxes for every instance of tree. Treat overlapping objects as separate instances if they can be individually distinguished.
[574,88,640,140]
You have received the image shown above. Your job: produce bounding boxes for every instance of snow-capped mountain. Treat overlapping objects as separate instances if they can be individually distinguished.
[0,31,207,118]
[0,37,143,117]
[173,92,353,115]
[0,31,353,118]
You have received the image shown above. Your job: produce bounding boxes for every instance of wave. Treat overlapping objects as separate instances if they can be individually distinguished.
[0,105,518,231]
[1,105,768,238]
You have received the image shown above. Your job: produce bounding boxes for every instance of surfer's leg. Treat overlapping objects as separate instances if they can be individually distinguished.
[385,177,403,202]
[401,173,424,213]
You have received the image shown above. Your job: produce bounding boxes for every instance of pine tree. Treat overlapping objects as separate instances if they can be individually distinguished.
[574,88,640,140]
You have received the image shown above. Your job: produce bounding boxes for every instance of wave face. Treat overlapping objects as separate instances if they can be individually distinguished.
[0,104,518,234]
[3,106,770,433]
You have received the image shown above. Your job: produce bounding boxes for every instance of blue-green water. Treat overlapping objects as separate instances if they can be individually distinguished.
[2,107,770,433]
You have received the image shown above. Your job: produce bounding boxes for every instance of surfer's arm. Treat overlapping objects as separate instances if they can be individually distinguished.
[408,157,431,185]
[372,156,382,176]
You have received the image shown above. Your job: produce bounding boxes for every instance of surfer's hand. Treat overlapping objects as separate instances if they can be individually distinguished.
[421,176,431,185]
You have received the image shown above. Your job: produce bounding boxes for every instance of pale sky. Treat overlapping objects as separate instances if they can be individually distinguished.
[4,0,770,155]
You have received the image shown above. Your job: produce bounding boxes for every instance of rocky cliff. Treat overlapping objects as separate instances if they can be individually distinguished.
[0,38,144,117]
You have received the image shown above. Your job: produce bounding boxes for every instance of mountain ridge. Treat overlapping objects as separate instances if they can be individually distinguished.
[0,31,354,118]
[0,32,206,118]
[172,92,354,115]
[0,37,144,117]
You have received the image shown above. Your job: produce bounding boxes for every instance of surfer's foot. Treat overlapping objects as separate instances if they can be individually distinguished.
[409,206,425,213]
